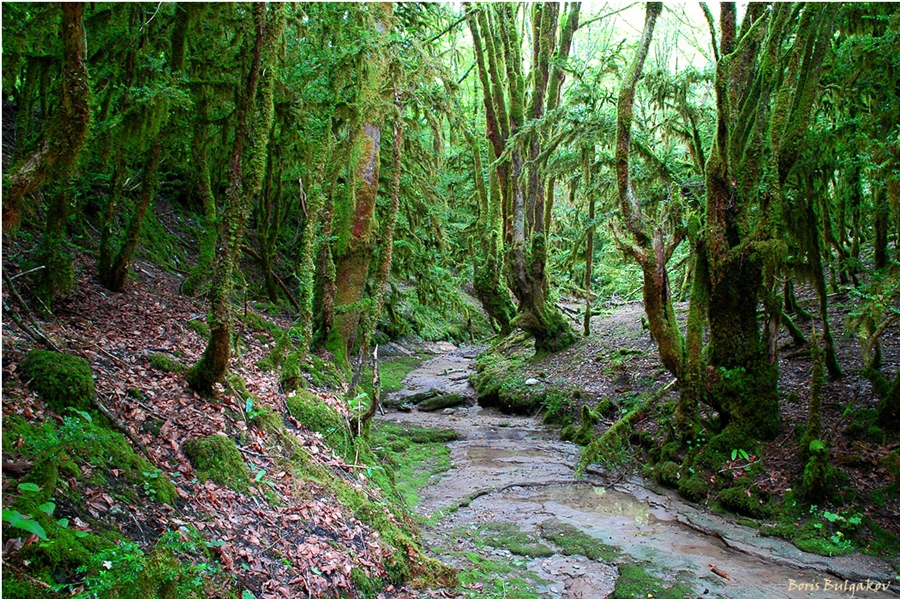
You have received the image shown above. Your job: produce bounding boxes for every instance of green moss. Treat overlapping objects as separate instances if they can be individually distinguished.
[3,413,176,505]
[186,318,209,339]
[306,353,346,389]
[652,461,681,488]
[677,472,707,503]
[610,563,694,599]
[793,534,854,557]
[183,434,249,492]
[718,483,770,519]
[802,439,834,501]
[882,449,900,481]
[359,355,422,403]
[540,518,619,562]
[22,349,94,413]
[287,389,349,446]
[456,551,544,599]
[561,405,597,446]
[280,352,303,392]
[250,408,284,434]
[417,393,466,412]
[471,522,555,558]
[148,353,187,374]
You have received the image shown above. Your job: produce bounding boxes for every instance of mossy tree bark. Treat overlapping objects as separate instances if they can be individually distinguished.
[465,8,515,334]
[469,3,577,353]
[613,2,686,379]
[99,142,163,292]
[328,4,394,369]
[3,3,91,236]
[187,3,285,393]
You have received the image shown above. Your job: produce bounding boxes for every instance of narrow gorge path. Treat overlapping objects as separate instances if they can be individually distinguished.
[378,347,899,599]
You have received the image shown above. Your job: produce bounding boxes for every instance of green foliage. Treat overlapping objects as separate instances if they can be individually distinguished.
[22,350,94,413]
[148,352,187,374]
[183,435,250,493]
[2,413,176,505]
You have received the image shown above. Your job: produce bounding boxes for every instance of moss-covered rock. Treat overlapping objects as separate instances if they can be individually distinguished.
[183,434,249,492]
[677,472,707,502]
[718,481,770,519]
[22,349,94,413]
[540,518,618,561]
[652,461,681,488]
[416,393,465,412]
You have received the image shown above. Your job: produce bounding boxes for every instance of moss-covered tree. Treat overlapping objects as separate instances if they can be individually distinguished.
[187,3,286,393]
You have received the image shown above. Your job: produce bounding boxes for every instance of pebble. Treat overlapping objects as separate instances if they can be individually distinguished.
[525,378,540,385]
[442,408,455,415]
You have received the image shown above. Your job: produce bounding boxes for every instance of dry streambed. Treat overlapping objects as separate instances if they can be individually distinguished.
[378,347,899,599]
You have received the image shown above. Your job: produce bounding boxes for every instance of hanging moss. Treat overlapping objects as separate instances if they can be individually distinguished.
[183,434,249,492]
[22,349,94,413]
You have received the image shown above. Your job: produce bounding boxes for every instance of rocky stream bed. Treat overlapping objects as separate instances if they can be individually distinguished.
[377,346,899,599]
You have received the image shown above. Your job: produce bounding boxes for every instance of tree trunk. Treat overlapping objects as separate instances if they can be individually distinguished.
[328,5,394,369]
[3,3,91,234]
[100,142,163,292]
[187,3,284,393]
[614,2,685,377]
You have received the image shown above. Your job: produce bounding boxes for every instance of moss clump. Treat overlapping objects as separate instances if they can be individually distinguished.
[287,389,346,437]
[186,318,209,339]
[677,472,707,503]
[148,353,187,374]
[540,518,619,562]
[472,522,555,558]
[280,352,303,392]
[306,353,346,389]
[882,449,900,481]
[561,405,598,446]
[250,408,284,434]
[718,480,770,519]
[183,434,249,492]
[470,350,535,414]
[417,393,465,412]
[22,349,94,413]
[802,439,834,501]
[610,563,694,599]
[652,461,681,488]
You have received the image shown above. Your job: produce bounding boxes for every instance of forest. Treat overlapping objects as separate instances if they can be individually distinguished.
[2,3,899,598]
